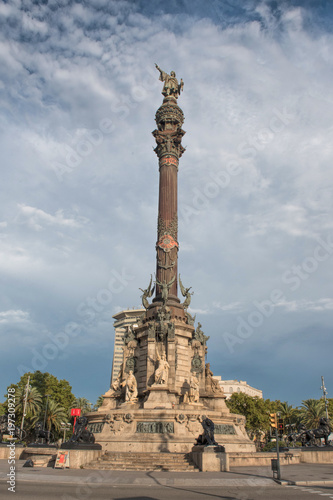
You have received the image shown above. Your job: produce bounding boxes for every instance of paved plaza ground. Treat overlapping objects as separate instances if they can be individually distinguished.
[0,459,333,499]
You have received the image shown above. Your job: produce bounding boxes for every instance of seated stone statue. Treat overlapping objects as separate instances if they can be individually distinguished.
[205,363,224,395]
[154,352,170,385]
[125,370,138,402]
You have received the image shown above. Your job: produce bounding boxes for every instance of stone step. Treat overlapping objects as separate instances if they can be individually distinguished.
[101,453,193,461]
[96,460,195,466]
[88,464,197,471]
[105,453,191,458]
[100,456,190,462]
[85,452,198,471]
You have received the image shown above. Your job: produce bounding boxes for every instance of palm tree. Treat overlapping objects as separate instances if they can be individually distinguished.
[33,399,68,433]
[278,402,299,425]
[74,397,92,414]
[277,401,301,435]
[45,400,68,432]
[299,399,325,428]
[15,386,42,419]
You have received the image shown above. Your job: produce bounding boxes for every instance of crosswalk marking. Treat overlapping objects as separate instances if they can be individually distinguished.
[289,484,333,499]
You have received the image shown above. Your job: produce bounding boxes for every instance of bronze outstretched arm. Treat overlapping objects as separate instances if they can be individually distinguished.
[155,278,163,287]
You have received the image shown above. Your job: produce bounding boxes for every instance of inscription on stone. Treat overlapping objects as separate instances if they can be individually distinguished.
[214,424,236,435]
[87,422,105,434]
[136,422,174,434]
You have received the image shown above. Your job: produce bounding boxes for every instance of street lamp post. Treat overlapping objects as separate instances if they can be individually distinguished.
[275,412,281,480]
[321,376,329,420]
[42,394,50,443]
[60,422,71,443]
[20,375,30,441]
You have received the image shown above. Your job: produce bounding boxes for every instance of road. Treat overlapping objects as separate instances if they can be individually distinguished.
[1,481,333,499]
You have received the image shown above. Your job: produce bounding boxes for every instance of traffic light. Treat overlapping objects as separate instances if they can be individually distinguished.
[278,418,284,435]
[269,413,277,428]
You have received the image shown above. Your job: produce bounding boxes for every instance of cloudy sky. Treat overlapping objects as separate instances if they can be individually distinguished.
[1,0,332,408]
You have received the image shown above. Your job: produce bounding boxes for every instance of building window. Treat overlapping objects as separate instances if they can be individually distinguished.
[229,387,233,392]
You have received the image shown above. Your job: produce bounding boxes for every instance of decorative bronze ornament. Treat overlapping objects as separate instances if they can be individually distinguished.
[157,234,178,252]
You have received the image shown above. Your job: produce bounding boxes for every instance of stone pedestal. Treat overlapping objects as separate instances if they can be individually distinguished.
[191,445,230,472]
[20,447,58,468]
[178,402,204,410]
[143,386,175,409]
[20,447,102,469]
[86,405,255,454]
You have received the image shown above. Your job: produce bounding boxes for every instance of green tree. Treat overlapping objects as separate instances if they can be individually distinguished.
[15,386,43,421]
[28,371,76,414]
[299,399,325,428]
[226,393,276,443]
[0,403,5,416]
[276,401,301,436]
[278,402,294,424]
[4,371,75,420]
[38,399,68,433]
[74,397,92,414]
[327,399,333,421]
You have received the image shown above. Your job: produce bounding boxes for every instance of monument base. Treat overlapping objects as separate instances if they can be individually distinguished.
[191,445,229,471]
[143,386,175,409]
[86,400,255,454]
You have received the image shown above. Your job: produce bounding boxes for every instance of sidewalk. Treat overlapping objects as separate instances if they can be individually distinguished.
[273,463,333,486]
[0,459,332,487]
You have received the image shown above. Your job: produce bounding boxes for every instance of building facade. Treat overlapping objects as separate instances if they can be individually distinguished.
[213,377,263,399]
[111,308,144,384]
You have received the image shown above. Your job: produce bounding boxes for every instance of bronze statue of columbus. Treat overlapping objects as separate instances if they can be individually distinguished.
[155,64,184,98]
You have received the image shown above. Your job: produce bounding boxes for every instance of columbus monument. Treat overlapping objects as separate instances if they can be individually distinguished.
[87,66,255,454]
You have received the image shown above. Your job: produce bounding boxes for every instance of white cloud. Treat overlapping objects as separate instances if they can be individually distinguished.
[213,302,243,312]
[188,307,210,315]
[21,12,48,35]
[16,205,89,231]
[0,310,30,324]
[276,298,333,312]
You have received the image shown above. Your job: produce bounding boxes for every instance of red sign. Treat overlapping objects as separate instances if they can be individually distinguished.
[71,408,81,417]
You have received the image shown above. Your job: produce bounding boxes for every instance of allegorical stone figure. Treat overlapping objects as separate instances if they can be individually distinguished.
[194,322,210,345]
[125,370,138,402]
[155,276,175,306]
[111,363,123,393]
[179,274,193,310]
[205,363,223,395]
[154,352,170,385]
[139,275,155,310]
[155,64,184,98]
[189,375,200,403]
